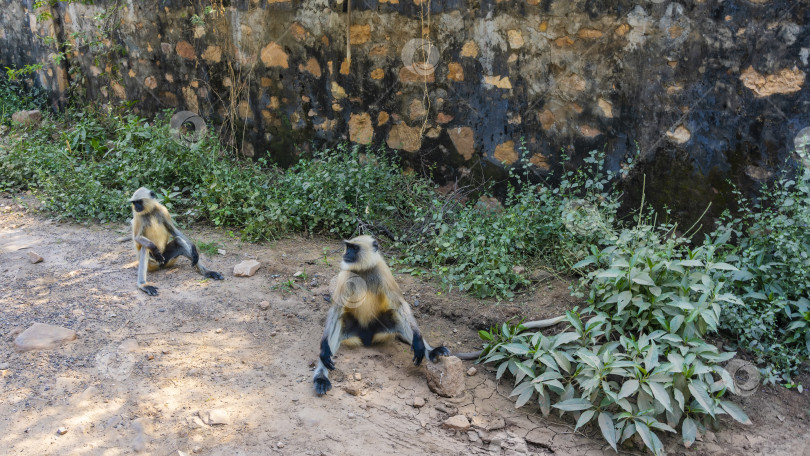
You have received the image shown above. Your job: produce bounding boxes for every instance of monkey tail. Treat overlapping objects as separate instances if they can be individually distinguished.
[452,315,566,362]
[453,350,483,360]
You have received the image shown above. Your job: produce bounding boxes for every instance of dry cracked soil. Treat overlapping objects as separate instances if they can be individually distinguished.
[1,197,810,456]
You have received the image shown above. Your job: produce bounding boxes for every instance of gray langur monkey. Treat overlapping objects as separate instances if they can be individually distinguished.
[129,187,223,295]
[313,235,450,395]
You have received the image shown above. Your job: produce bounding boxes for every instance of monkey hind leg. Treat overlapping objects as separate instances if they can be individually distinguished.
[163,239,224,280]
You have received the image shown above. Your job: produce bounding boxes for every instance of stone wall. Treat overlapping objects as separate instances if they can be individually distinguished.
[2,0,809,222]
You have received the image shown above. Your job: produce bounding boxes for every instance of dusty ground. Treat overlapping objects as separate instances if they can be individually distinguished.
[1,197,810,456]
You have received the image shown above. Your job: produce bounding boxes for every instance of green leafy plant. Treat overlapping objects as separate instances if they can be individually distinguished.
[396,148,631,298]
[0,71,48,125]
[2,106,637,299]
[478,222,751,455]
[714,150,810,385]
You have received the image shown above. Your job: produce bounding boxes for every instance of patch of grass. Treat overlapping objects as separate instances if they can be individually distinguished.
[196,240,222,256]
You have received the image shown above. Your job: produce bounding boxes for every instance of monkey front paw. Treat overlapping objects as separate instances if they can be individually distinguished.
[313,375,332,395]
[140,285,159,296]
[429,346,450,362]
[205,271,224,280]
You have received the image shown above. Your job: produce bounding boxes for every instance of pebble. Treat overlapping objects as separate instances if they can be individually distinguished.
[215,328,223,334]
[466,367,478,376]
[258,301,270,310]
[467,430,480,443]
[426,356,465,397]
[277,442,285,449]
[442,415,470,431]
[344,385,365,396]
[217,249,226,255]
[26,251,44,264]
[56,427,68,435]
[14,323,77,352]
[353,372,362,381]
[0,362,9,370]
[413,397,425,408]
[347,412,356,419]
[199,409,230,425]
[293,271,304,277]
[233,260,261,277]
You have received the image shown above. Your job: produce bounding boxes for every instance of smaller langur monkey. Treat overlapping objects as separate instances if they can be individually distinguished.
[129,187,223,295]
[313,235,449,395]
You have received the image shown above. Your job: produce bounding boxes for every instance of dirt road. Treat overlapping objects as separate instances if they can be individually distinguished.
[1,198,809,455]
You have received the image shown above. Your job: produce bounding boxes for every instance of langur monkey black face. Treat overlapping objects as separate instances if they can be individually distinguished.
[129,187,156,213]
[129,187,223,296]
[340,235,381,271]
[313,235,449,395]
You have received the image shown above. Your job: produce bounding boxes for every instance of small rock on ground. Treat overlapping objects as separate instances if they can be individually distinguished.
[425,356,465,397]
[412,397,425,408]
[12,110,42,126]
[14,323,77,352]
[466,367,477,376]
[56,427,68,435]
[233,260,261,277]
[0,362,9,370]
[26,251,44,263]
[353,372,362,381]
[442,415,470,431]
[472,415,506,431]
[258,300,270,310]
[199,409,230,425]
[344,385,365,396]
